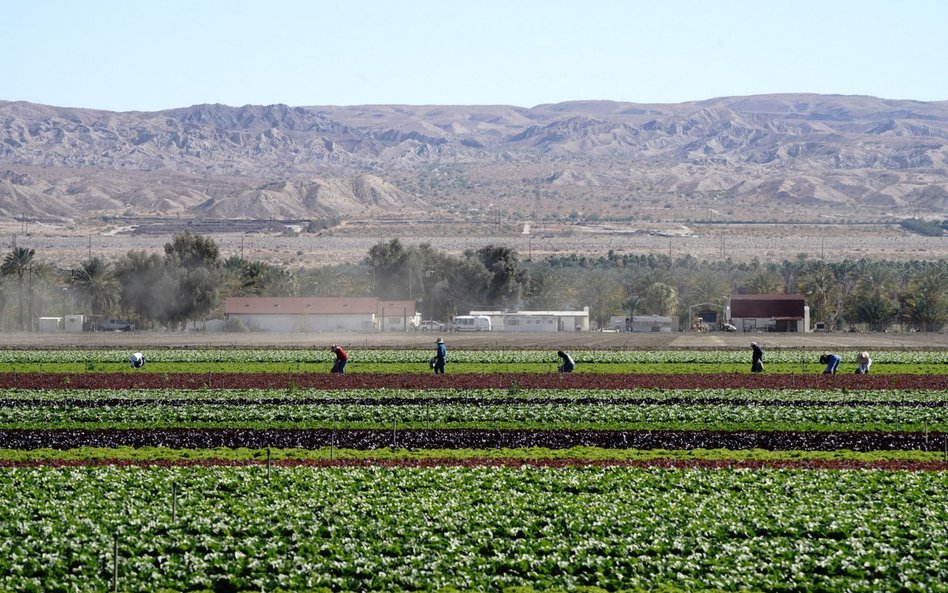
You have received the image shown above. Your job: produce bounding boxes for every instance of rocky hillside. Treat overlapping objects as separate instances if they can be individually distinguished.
[1,94,946,222]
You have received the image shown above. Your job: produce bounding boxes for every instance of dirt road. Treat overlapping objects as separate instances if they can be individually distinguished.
[1,331,945,351]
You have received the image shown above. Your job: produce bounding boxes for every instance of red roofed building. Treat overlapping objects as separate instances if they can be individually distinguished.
[223,297,418,332]
[728,294,810,333]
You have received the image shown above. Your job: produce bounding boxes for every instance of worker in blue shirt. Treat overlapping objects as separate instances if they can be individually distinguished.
[433,337,447,374]
[819,353,841,374]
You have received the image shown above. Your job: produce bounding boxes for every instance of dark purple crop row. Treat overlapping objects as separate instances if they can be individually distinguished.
[1,428,944,451]
[0,372,945,390]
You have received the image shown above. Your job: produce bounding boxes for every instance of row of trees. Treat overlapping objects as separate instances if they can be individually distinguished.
[1,233,946,332]
[0,233,225,331]
[532,251,948,332]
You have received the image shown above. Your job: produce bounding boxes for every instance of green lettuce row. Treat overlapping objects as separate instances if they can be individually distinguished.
[3,401,947,431]
[0,467,945,592]
[1,348,945,365]
[1,387,945,404]
[2,445,945,463]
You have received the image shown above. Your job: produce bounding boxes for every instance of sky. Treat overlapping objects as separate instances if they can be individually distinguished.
[2,0,947,112]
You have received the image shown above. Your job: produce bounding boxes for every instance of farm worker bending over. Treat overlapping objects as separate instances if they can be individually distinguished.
[819,353,841,374]
[557,350,575,373]
[330,345,348,374]
[750,342,764,373]
[130,352,145,369]
[855,351,872,374]
[433,337,447,374]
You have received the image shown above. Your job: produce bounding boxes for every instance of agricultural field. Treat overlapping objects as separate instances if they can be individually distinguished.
[0,348,945,374]
[0,347,945,592]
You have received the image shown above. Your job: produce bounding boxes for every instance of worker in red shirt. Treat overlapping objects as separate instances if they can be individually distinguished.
[330,345,349,373]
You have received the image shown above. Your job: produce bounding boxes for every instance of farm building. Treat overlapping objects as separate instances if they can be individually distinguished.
[379,300,421,333]
[37,317,63,333]
[224,297,383,332]
[607,315,678,332]
[727,294,810,333]
[468,308,590,332]
[629,315,675,333]
[64,315,85,333]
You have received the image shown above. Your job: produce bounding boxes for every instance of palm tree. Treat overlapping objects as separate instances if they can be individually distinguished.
[853,262,898,299]
[0,246,36,330]
[900,264,948,331]
[641,282,679,317]
[740,269,783,295]
[687,269,731,306]
[258,267,297,297]
[848,262,899,330]
[797,264,841,328]
[68,257,119,323]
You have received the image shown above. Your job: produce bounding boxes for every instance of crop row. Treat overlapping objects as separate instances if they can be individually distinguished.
[1,466,945,593]
[3,398,946,432]
[4,427,945,451]
[1,348,945,365]
[2,387,945,404]
[0,372,944,390]
[3,445,946,465]
[9,361,946,376]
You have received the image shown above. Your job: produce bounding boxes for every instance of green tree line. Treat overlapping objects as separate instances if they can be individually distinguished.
[1,233,945,332]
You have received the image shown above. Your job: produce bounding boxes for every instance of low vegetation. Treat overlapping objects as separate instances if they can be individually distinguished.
[0,346,944,592]
[899,217,945,237]
[0,348,944,375]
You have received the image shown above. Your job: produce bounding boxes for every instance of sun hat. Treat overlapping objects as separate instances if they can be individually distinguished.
[436,337,444,343]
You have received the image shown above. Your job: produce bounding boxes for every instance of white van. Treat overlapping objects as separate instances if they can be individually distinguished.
[451,315,492,332]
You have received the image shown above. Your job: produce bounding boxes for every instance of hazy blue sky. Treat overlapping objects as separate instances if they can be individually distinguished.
[2,0,946,111]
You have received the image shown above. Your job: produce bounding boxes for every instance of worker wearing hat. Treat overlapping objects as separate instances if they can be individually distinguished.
[750,342,763,373]
[855,351,872,374]
[433,337,447,374]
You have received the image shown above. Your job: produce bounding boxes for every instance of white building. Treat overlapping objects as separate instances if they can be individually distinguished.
[38,317,63,333]
[630,315,674,333]
[468,307,590,332]
[64,315,85,333]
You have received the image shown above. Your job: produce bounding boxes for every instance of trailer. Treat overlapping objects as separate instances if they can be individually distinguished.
[450,315,492,332]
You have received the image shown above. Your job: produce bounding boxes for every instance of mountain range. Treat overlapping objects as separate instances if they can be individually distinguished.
[1,94,947,223]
